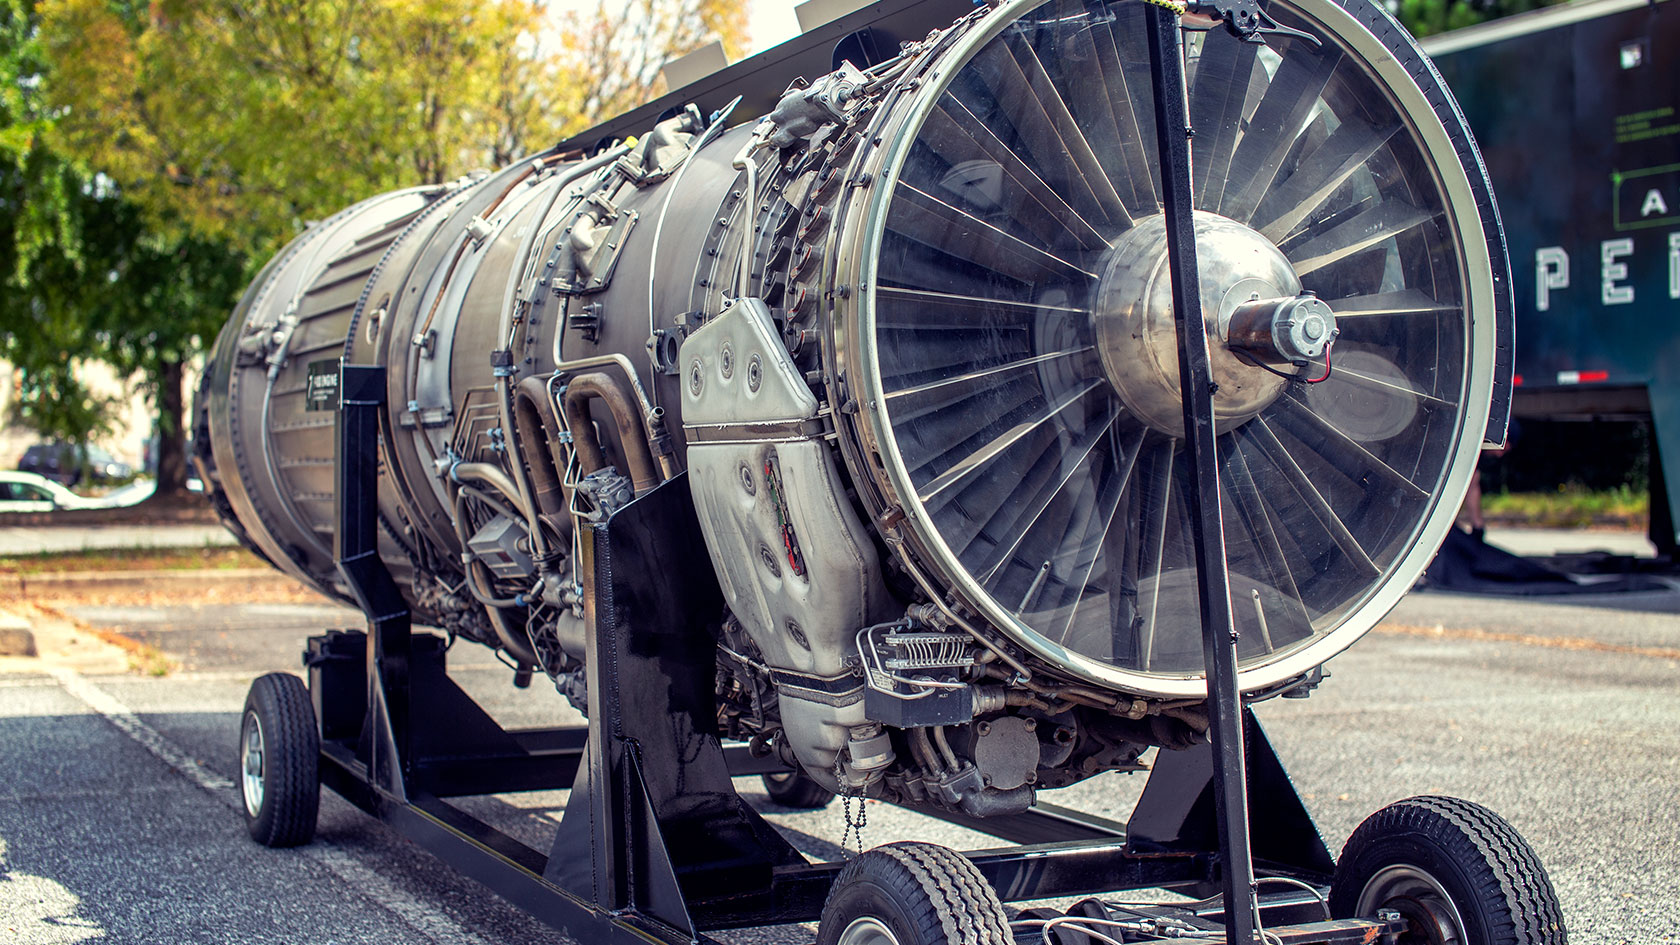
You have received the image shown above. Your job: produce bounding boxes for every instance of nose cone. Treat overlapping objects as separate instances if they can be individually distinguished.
[1094,211,1302,437]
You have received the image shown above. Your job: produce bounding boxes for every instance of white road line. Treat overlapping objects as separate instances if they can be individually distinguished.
[47,666,496,945]
[45,666,234,793]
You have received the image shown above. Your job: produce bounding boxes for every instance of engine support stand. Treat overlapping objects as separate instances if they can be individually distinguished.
[305,353,1391,944]
[1146,8,1261,943]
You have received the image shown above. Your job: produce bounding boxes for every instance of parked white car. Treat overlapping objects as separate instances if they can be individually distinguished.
[0,470,102,512]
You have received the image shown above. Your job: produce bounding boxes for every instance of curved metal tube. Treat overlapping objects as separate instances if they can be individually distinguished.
[448,483,541,666]
[451,462,526,511]
[561,373,661,494]
[511,375,570,520]
[492,145,635,563]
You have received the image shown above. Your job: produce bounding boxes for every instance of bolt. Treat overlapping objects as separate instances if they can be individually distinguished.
[1022,717,1037,732]
[976,721,991,736]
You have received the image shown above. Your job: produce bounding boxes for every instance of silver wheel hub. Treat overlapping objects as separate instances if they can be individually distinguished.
[1356,864,1467,945]
[1095,211,1329,437]
[837,916,901,945]
[241,711,265,818]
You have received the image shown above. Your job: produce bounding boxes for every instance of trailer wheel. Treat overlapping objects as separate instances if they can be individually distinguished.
[239,672,320,847]
[817,842,1011,945]
[1330,796,1566,945]
[762,770,834,809]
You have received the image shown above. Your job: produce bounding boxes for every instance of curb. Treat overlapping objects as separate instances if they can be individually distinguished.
[1,568,304,597]
[0,609,36,656]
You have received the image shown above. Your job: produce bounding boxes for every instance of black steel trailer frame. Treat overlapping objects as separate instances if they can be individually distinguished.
[316,368,1390,945]
[301,9,1404,943]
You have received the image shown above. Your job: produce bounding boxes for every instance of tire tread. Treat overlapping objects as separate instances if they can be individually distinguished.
[818,841,1011,945]
[243,672,320,848]
[1331,795,1566,945]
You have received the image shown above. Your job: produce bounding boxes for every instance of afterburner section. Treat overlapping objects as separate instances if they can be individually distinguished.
[828,0,1500,696]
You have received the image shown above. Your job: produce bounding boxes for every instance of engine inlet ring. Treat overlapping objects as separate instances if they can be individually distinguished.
[831,0,1501,698]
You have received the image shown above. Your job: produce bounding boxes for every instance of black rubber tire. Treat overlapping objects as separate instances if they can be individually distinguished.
[817,841,1012,945]
[1329,796,1566,945]
[239,672,320,847]
[762,769,834,810]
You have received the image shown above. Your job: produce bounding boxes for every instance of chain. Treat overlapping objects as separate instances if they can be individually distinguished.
[835,758,868,857]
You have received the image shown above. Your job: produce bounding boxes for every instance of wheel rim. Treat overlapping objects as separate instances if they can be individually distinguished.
[1355,864,1467,945]
[837,916,901,945]
[840,0,1496,697]
[241,710,265,818]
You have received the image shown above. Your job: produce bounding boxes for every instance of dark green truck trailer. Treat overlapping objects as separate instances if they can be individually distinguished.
[1425,0,1680,552]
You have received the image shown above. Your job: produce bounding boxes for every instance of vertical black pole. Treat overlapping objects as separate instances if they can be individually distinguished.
[335,363,413,798]
[1144,9,1257,944]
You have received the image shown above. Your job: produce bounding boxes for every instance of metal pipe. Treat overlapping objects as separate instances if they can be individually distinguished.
[450,461,526,512]
[930,724,961,774]
[550,353,678,479]
[908,727,946,778]
[562,373,661,494]
[551,352,657,420]
[558,384,610,476]
[491,145,634,565]
[448,485,541,666]
[511,376,570,519]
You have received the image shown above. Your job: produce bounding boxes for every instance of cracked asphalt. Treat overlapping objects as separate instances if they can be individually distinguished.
[1,574,1676,944]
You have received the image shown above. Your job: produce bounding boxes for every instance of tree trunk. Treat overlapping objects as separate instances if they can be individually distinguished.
[153,358,190,496]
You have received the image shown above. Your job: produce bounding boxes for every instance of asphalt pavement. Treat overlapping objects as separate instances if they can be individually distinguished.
[2,571,1677,943]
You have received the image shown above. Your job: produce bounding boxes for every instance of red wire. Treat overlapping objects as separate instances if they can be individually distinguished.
[1305,342,1334,383]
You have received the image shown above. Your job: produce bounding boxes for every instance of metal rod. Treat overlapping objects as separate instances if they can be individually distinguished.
[1144,9,1258,945]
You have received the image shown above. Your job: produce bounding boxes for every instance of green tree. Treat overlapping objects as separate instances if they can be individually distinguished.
[3,0,246,495]
[1394,0,1566,38]
[38,0,749,254]
[9,0,747,496]
[554,0,750,131]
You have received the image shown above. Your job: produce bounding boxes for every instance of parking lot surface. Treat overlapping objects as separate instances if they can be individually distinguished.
[2,578,1676,944]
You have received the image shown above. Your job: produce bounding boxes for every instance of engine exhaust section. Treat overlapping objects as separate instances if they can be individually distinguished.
[207,1,1566,943]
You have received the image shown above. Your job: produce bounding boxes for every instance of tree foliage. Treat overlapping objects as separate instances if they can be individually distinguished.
[3,0,245,482]
[554,0,750,129]
[1394,0,1566,38]
[8,0,741,493]
[39,0,747,258]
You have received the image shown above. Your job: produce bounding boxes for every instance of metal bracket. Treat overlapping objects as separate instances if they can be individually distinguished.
[1187,0,1320,45]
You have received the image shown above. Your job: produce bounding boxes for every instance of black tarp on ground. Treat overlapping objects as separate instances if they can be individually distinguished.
[1422,528,1673,595]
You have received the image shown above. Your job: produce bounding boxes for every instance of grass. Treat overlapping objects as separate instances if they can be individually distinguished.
[1482,485,1648,529]
[0,545,266,575]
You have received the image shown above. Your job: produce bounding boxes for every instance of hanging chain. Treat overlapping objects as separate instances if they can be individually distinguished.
[835,758,868,857]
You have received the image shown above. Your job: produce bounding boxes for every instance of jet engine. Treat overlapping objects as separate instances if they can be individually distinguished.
[198,0,1511,816]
